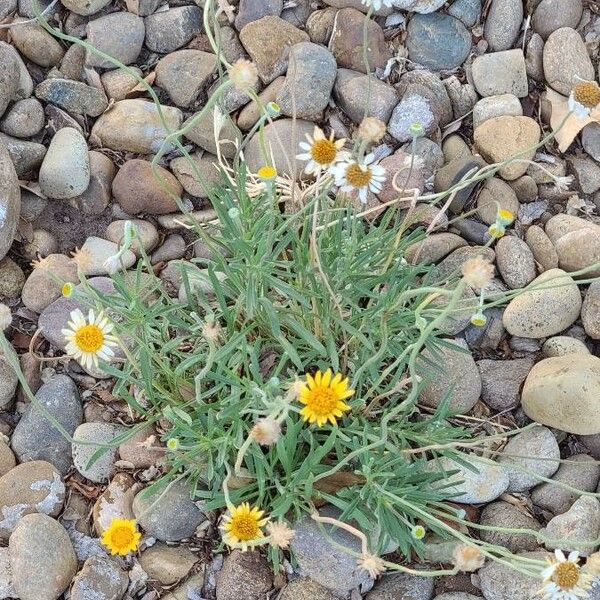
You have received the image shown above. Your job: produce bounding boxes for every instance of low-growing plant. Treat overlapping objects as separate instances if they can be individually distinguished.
[4,0,600,596]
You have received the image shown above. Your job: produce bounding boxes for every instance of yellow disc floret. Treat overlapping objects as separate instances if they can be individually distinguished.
[101,518,141,556]
[573,81,600,109]
[222,502,269,551]
[298,369,354,426]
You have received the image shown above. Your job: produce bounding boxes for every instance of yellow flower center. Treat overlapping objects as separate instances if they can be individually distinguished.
[109,525,136,550]
[310,139,337,165]
[258,165,277,179]
[74,324,104,353]
[306,386,339,417]
[573,81,600,109]
[230,514,260,541]
[554,561,580,590]
[345,163,372,188]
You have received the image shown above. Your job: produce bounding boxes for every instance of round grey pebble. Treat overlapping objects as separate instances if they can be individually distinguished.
[0,98,45,138]
[72,422,126,483]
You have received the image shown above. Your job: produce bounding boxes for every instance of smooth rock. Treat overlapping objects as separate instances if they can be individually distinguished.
[235,0,282,30]
[35,78,108,117]
[92,472,135,535]
[239,16,309,83]
[86,12,145,68]
[78,236,136,276]
[406,13,472,71]
[11,375,82,475]
[479,501,541,552]
[333,68,398,124]
[434,157,487,213]
[245,118,314,180]
[479,551,551,600]
[216,550,273,600]
[0,42,33,99]
[170,152,221,198]
[290,505,371,592]
[472,50,528,98]
[0,256,24,298]
[0,98,45,139]
[72,423,126,483]
[544,213,595,244]
[139,543,198,585]
[100,67,143,101]
[61,0,111,15]
[474,116,541,180]
[237,76,285,130]
[543,27,594,95]
[307,8,337,44]
[542,335,589,357]
[38,128,90,200]
[112,159,182,215]
[0,355,16,409]
[0,133,45,176]
[0,46,19,121]
[418,341,481,414]
[398,70,454,127]
[366,573,435,600]
[106,219,158,256]
[476,177,520,225]
[145,6,202,53]
[73,150,116,215]
[473,94,523,129]
[10,513,77,600]
[151,234,186,264]
[582,122,600,163]
[70,556,128,600]
[133,478,207,541]
[0,461,64,539]
[405,233,467,265]
[568,155,600,194]
[495,236,537,289]
[533,0,583,40]
[280,579,339,600]
[555,228,600,277]
[0,142,19,261]
[443,75,478,119]
[448,0,481,26]
[182,109,241,159]
[321,0,394,15]
[330,8,391,73]
[21,254,78,313]
[9,20,64,67]
[118,425,163,468]
[477,357,534,411]
[524,225,558,271]
[498,425,560,492]
[532,454,600,515]
[378,150,426,202]
[388,91,437,143]
[0,442,15,477]
[426,456,510,504]
[544,496,600,554]
[91,99,183,154]
[582,280,600,339]
[484,0,523,50]
[509,175,538,202]
[525,32,545,81]
[277,42,337,120]
[522,353,600,435]
[155,50,217,108]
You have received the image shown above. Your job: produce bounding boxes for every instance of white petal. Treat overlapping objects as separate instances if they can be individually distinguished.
[555,549,566,562]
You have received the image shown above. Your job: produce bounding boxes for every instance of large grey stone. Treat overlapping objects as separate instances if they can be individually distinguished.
[0,141,19,261]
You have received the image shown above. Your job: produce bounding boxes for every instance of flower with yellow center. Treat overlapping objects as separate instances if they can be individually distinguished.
[62,282,74,298]
[496,209,515,226]
[569,80,600,118]
[488,223,506,239]
[298,369,354,426]
[470,311,487,327]
[541,550,592,600]
[228,59,259,92]
[297,126,349,174]
[101,518,141,556]
[330,154,386,204]
[461,256,495,291]
[62,309,118,370]
[221,502,269,551]
[411,525,426,540]
[257,165,277,181]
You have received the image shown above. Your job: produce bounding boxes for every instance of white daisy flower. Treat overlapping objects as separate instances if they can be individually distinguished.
[330,154,386,204]
[568,80,600,119]
[361,0,394,10]
[540,549,592,600]
[62,309,118,370]
[297,126,350,175]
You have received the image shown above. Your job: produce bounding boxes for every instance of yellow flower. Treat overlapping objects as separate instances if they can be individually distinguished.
[488,223,506,239]
[569,80,600,118]
[62,309,118,370]
[101,518,141,556]
[298,369,354,426]
[221,503,269,551]
[411,525,426,540]
[470,312,487,327]
[62,282,74,297]
[497,209,515,226]
[257,165,277,181]
[541,550,592,599]
[228,59,258,92]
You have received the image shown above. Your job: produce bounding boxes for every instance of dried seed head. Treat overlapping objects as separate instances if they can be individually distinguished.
[461,256,495,291]
[267,521,295,549]
[357,552,386,579]
[250,417,281,446]
[229,59,258,92]
[358,117,387,144]
[453,545,485,572]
